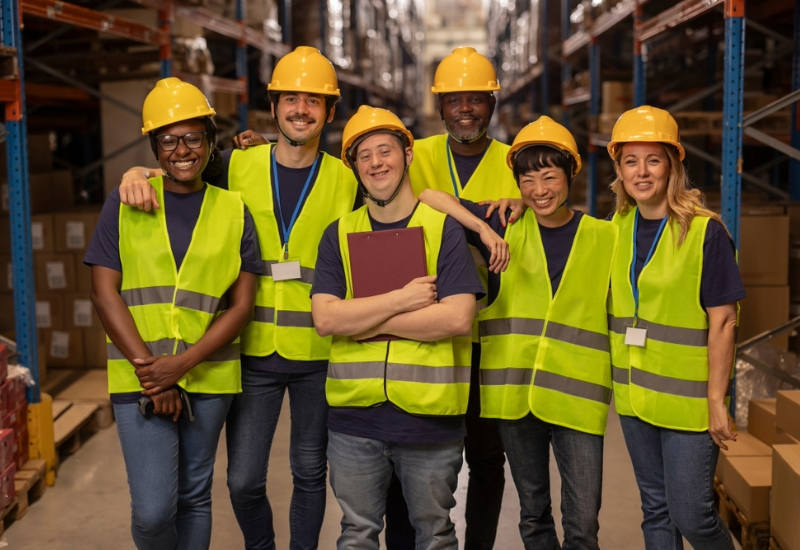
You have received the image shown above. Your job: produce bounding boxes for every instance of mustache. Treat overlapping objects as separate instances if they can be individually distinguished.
[286,116,316,123]
[455,116,479,122]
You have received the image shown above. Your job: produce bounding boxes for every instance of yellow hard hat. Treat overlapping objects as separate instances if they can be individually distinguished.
[607,105,685,161]
[431,47,500,94]
[141,77,215,135]
[341,105,414,168]
[267,46,340,97]
[506,116,582,176]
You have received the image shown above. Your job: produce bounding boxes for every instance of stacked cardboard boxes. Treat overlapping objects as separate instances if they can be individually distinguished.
[771,391,800,550]
[0,345,27,508]
[598,81,633,134]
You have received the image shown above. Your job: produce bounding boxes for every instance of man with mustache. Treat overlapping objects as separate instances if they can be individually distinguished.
[397,47,520,550]
[115,47,359,550]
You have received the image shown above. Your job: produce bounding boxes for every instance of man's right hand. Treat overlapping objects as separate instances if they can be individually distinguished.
[395,275,438,312]
[150,387,183,422]
[232,130,269,150]
[120,167,160,211]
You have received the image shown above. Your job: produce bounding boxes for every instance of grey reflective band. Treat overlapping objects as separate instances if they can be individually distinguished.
[261,261,316,285]
[480,368,533,386]
[630,367,707,399]
[107,339,240,362]
[612,365,629,385]
[276,310,315,328]
[183,342,241,362]
[120,286,175,307]
[607,315,708,347]
[545,321,610,353]
[327,362,386,380]
[387,363,471,384]
[533,369,612,404]
[253,306,275,323]
[479,318,545,338]
[175,289,225,314]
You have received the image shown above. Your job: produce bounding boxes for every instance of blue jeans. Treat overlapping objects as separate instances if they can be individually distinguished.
[498,413,603,550]
[226,369,329,550]
[327,430,463,550]
[619,415,734,550]
[114,395,233,550]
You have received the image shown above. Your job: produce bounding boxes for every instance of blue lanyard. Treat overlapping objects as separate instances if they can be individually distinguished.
[445,139,490,198]
[630,213,668,319]
[271,146,319,259]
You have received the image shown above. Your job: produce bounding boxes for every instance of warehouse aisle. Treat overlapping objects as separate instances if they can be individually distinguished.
[2,398,737,549]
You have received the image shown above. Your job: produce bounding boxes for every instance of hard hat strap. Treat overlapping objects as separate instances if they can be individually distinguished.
[355,163,408,208]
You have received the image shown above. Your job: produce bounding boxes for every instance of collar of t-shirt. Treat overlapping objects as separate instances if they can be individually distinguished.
[538,210,583,295]
[367,202,420,231]
[163,186,207,271]
[273,153,323,244]
[450,147,487,189]
[633,210,668,285]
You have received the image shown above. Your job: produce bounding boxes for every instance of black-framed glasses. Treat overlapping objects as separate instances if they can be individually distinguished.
[155,132,207,152]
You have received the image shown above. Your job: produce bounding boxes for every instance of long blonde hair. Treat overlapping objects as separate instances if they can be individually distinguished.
[609,143,727,246]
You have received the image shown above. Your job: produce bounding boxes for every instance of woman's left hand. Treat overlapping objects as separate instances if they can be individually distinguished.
[135,355,192,395]
[477,223,510,273]
[708,399,737,450]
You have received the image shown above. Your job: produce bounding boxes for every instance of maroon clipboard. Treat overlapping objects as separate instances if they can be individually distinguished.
[347,226,427,342]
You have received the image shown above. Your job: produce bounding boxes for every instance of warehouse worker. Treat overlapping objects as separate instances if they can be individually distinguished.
[85,77,261,550]
[311,106,499,550]
[116,47,359,550]
[420,117,618,550]
[606,106,744,550]
[404,46,519,550]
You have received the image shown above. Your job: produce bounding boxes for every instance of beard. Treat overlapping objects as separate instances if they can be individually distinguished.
[444,117,488,142]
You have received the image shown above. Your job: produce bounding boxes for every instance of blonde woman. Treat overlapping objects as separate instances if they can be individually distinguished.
[607,106,743,550]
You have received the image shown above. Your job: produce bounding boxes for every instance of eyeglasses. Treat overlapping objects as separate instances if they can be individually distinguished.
[155,132,207,152]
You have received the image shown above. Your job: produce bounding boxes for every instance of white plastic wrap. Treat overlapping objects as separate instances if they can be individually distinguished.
[735,345,800,428]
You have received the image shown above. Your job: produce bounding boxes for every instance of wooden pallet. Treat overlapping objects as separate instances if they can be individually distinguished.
[54,370,114,429]
[714,480,771,550]
[0,459,47,536]
[53,401,101,459]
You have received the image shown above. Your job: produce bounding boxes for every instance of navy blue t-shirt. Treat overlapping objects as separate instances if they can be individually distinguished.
[460,200,583,304]
[211,147,362,374]
[311,204,485,444]
[450,147,487,189]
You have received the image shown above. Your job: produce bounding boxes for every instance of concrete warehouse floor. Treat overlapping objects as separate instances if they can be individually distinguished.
[2,401,742,549]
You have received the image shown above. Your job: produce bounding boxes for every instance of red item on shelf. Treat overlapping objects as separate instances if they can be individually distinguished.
[1,407,15,431]
[0,380,7,418]
[0,462,15,508]
[0,429,14,470]
[12,403,26,439]
[0,344,7,385]
[14,428,27,470]
[7,377,26,407]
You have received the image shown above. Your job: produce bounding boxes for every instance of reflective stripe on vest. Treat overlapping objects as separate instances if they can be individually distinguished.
[326,203,472,416]
[478,210,617,435]
[228,146,358,361]
[108,177,244,395]
[609,209,729,432]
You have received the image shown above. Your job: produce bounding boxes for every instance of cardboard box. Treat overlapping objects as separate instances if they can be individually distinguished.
[1,170,73,215]
[777,391,800,442]
[716,432,772,483]
[748,398,777,446]
[0,134,52,177]
[82,329,107,368]
[64,293,100,329]
[53,209,101,253]
[30,214,54,253]
[771,445,800,550]
[723,456,771,523]
[776,427,800,445]
[739,285,790,349]
[598,112,622,134]
[739,214,789,286]
[34,253,75,292]
[74,254,92,293]
[602,81,633,114]
[35,293,63,330]
[39,329,84,368]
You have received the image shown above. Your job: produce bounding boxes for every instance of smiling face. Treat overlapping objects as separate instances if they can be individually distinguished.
[616,142,670,209]
[353,132,413,201]
[518,166,570,218]
[154,118,210,183]
[272,92,333,144]
[439,92,494,142]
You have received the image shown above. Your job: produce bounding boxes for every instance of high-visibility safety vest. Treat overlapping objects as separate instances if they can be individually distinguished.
[409,134,521,342]
[326,203,473,416]
[478,210,618,435]
[609,209,725,432]
[108,177,244,394]
[228,145,358,361]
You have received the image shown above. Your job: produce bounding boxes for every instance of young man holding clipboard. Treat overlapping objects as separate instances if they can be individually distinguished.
[311,106,508,549]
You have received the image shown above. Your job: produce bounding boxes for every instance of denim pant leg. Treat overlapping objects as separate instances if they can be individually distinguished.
[662,429,734,550]
[464,344,506,550]
[497,414,559,550]
[115,403,180,550]
[328,431,394,550]
[287,370,330,549]
[550,424,603,550]
[619,415,678,550]
[175,395,233,550]
[385,471,415,550]
[394,439,463,550]
[226,369,287,550]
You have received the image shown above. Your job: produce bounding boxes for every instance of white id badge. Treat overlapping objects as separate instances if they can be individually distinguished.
[271,261,302,281]
[625,327,647,347]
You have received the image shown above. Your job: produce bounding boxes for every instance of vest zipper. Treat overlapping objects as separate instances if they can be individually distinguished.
[383,341,391,401]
